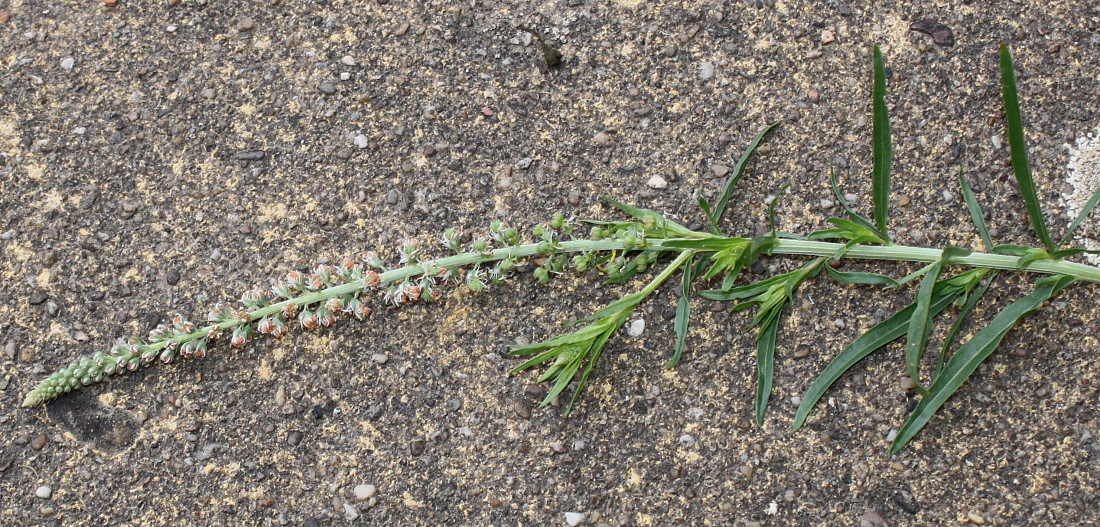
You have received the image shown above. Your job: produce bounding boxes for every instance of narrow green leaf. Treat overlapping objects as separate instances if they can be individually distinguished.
[754,309,782,426]
[904,259,946,388]
[890,274,1075,454]
[1000,44,1054,252]
[885,261,938,290]
[700,273,790,300]
[1059,187,1100,246]
[713,121,780,222]
[958,170,995,250]
[824,264,899,286]
[698,198,720,235]
[871,45,892,237]
[1052,248,1100,258]
[667,257,695,368]
[934,271,997,377]
[990,244,1032,257]
[792,289,959,429]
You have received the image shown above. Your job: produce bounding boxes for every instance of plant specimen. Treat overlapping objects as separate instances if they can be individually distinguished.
[23,46,1100,455]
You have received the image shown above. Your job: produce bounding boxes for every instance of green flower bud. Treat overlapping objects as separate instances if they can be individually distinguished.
[534,267,550,284]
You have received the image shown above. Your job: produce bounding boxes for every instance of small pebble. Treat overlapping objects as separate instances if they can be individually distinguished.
[991,135,1003,149]
[821,29,836,44]
[967,511,985,524]
[698,61,715,80]
[592,132,611,145]
[710,164,730,178]
[30,434,47,451]
[353,134,369,149]
[341,55,356,66]
[626,318,645,337]
[370,353,389,364]
[646,175,668,189]
[36,485,52,499]
[353,484,377,501]
[565,512,586,526]
[60,57,75,71]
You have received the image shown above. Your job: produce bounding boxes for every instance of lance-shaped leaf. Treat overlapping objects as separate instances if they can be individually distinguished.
[1000,45,1054,253]
[890,274,1076,454]
[958,170,995,251]
[904,246,972,390]
[824,263,899,286]
[871,45,892,238]
[712,121,780,224]
[666,255,701,368]
[1059,187,1100,247]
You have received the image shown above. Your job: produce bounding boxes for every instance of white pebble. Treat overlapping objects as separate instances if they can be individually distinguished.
[74,127,87,135]
[60,57,74,72]
[565,512,586,526]
[343,502,359,521]
[991,135,1003,149]
[790,395,802,406]
[167,25,178,33]
[678,434,695,445]
[353,134,369,149]
[36,485,52,499]
[646,175,668,189]
[353,484,377,501]
[626,318,645,337]
[370,353,389,364]
[341,55,357,66]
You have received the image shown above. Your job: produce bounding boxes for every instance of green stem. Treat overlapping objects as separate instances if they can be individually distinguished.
[22,231,1100,407]
[769,239,1100,283]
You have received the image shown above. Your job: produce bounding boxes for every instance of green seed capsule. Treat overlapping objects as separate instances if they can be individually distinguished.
[590,227,604,240]
[551,212,565,230]
[468,275,485,292]
[572,255,589,272]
